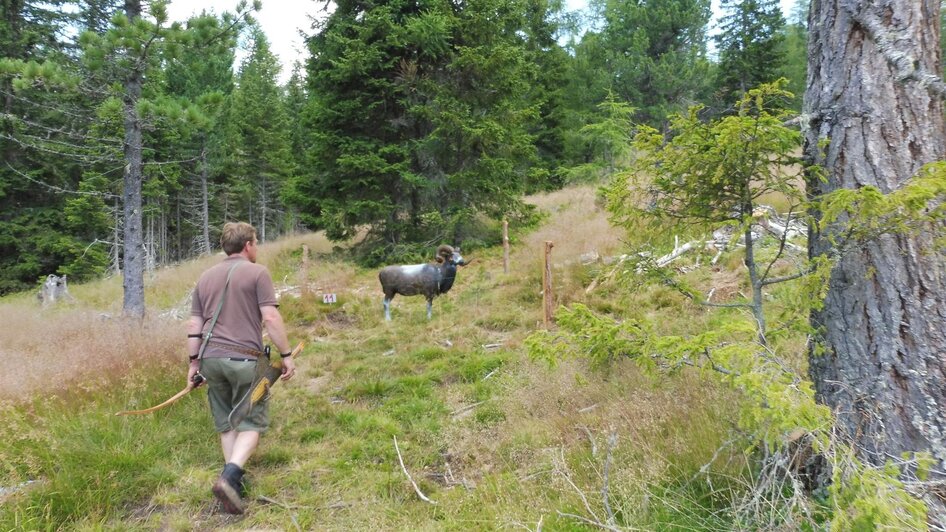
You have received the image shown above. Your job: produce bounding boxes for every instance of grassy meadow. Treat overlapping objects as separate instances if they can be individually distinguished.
[0,185,795,530]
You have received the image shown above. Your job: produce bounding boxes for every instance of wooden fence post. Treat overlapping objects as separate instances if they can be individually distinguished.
[301,244,310,297]
[543,241,554,328]
[502,220,510,274]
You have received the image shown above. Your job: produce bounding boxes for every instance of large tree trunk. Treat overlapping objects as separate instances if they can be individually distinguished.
[259,178,268,243]
[2,0,23,162]
[121,0,145,319]
[200,143,211,255]
[804,0,946,519]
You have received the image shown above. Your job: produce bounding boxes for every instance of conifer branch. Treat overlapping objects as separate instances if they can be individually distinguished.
[0,132,117,164]
[4,162,118,198]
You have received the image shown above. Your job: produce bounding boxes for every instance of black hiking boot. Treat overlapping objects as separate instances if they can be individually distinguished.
[238,474,249,498]
[212,462,246,515]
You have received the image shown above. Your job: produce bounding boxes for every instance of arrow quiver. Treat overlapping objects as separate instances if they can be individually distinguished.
[227,342,304,430]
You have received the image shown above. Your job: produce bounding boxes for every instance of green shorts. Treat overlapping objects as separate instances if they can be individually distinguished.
[201,357,270,433]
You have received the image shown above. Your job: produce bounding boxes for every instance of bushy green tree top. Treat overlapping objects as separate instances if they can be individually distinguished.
[714,0,786,105]
[294,0,550,263]
[608,82,804,231]
[587,0,713,126]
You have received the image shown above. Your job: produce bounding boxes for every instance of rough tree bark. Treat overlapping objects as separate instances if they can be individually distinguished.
[804,0,946,519]
[121,0,145,318]
[259,178,268,243]
[199,143,211,255]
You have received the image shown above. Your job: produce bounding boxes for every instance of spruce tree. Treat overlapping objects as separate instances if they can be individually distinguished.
[590,0,713,127]
[228,27,293,242]
[164,12,238,256]
[296,0,543,261]
[714,0,786,106]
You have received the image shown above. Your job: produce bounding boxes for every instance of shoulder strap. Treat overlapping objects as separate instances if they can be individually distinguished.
[197,261,243,366]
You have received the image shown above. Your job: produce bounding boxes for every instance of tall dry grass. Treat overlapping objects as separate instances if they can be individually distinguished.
[0,231,336,401]
[0,306,180,400]
[522,185,624,263]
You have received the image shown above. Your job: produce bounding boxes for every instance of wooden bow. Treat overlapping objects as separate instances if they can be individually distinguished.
[114,342,304,417]
[115,379,201,416]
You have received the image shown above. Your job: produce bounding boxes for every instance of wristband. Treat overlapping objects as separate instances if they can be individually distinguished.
[189,353,200,361]
[187,333,203,338]
[280,352,292,359]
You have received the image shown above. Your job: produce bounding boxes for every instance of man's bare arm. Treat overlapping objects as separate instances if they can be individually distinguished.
[186,315,204,386]
[260,305,290,354]
[261,305,295,380]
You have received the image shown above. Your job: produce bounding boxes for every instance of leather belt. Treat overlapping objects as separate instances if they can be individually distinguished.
[208,340,263,358]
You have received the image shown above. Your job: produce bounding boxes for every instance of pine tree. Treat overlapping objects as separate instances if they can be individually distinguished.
[77,0,256,316]
[778,0,808,111]
[804,0,946,521]
[228,27,293,242]
[714,0,786,106]
[590,0,713,127]
[295,0,542,261]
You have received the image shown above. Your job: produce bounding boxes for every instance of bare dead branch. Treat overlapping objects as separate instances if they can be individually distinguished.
[578,425,598,457]
[760,269,811,287]
[759,203,800,282]
[555,511,624,532]
[450,400,488,417]
[556,447,602,523]
[256,495,303,531]
[5,162,118,198]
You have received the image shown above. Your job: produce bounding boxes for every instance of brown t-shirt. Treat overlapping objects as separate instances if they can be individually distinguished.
[190,255,278,359]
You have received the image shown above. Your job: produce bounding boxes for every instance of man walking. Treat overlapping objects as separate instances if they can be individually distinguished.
[186,222,296,514]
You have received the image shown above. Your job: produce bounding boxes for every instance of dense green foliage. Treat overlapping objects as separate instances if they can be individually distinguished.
[714,0,786,106]
[0,0,86,293]
[292,0,555,262]
[0,0,819,289]
[584,0,713,127]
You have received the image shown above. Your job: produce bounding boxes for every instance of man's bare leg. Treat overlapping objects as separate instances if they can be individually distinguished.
[213,431,259,514]
[221,430,260,467]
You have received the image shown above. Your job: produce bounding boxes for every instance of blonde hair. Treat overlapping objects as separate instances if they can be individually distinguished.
[220,222,256,255]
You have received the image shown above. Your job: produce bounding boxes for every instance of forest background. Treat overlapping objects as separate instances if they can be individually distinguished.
[0,0,817,298]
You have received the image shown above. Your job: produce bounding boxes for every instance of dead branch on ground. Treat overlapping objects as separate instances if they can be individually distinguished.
[394,435,438,505]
